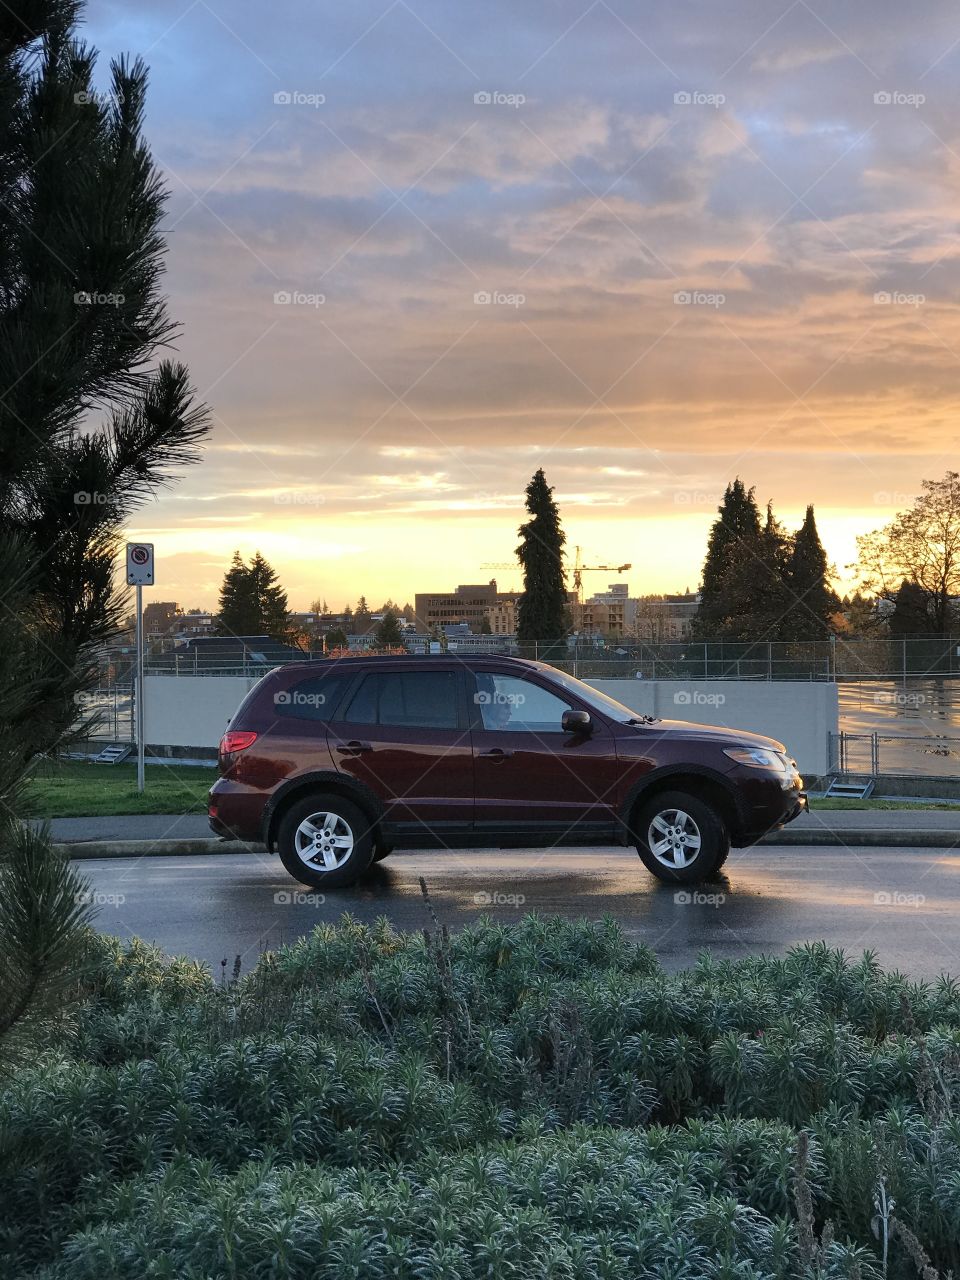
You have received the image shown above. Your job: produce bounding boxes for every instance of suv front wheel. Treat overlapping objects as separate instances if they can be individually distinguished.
[635,790,730,883]
[277,794,375,888]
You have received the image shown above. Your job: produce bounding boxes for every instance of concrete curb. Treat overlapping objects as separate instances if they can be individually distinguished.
[56,831,960,859]
[762,829,959,849]
[56,838,265,859]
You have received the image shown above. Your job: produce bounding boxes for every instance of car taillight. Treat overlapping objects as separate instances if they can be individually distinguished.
[220,730,258,755]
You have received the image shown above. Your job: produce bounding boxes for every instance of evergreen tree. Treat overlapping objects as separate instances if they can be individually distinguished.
[249,552,290,641]
[0,0,209,754]
[217,551,258,636]
[480,615,492,635]
[354,597,372,634]
[693,479,762,639]
[374,609,405,648]
[325,627,348,651]
[216,552,290,641]
[889,578,930,638]
[754,502,793,638]
[784,505,838,640]
[516,469,567,647]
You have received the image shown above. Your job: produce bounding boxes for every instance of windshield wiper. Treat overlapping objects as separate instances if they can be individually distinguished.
[625,715,659,725]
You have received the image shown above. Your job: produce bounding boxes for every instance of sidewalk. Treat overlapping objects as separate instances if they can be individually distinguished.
[37,806,960,858]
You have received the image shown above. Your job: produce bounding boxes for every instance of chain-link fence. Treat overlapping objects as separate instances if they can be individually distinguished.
[94,635,960,682]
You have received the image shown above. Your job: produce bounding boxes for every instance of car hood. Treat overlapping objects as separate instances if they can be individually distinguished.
[626,717,787,753]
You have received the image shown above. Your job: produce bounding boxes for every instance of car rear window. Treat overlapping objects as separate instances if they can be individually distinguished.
[272,673,348,721]
[342,671,458,729]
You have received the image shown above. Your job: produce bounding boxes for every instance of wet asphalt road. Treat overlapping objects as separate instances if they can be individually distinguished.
[76,844,960,980]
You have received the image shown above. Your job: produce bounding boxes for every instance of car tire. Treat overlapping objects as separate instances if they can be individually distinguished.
[277,794,375,889]
[373,844,394,863]
[635,790,730,884]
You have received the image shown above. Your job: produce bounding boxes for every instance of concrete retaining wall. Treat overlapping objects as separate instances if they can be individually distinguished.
[144,675,259,753]
[586,679,837,775]
[142,674,837,774]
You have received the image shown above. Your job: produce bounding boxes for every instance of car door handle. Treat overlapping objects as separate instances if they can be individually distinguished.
[478,747,514,760]
[338,740,372,755]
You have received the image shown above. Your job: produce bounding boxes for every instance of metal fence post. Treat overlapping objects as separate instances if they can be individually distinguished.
[871,732,879,775]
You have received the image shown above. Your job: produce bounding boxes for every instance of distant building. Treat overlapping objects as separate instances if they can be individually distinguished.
[415,580,501,633]
[572,583,635,640]
[143,601,181,638]
[485,599,516,635]
[633,592,699,641]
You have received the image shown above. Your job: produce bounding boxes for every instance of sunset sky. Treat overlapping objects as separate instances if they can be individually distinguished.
[86,0,960,611]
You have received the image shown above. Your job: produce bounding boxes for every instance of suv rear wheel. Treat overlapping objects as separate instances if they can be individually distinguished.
[277,794,375,889]
[635,790,730,883]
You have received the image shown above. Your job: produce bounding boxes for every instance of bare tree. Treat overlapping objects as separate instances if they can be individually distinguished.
[856,472,960,637]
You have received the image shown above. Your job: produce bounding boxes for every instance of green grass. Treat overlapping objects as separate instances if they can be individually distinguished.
[22,761,960,820]
[809,796,960,811]
[22,758,215,818]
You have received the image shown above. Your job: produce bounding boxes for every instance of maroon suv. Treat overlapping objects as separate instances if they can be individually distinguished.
[209,654,805,887]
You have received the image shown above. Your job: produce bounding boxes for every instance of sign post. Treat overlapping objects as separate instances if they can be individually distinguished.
[126,543,155,794]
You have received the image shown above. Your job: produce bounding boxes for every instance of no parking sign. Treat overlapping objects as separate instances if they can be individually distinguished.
[126,542,155,586]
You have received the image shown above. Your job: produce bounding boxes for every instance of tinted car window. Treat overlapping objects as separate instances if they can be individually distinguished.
[474,673,571,732]
[274,674,348,720]
[343,671,458,729]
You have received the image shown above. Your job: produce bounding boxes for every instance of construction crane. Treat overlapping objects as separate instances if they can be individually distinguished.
[482,547,632,603]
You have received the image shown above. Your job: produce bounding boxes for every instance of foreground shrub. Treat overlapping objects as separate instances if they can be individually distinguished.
[0,917,958,1277]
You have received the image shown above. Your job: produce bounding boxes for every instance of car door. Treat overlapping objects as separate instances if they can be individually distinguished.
[327,666,474,844]
[468,669,620,844]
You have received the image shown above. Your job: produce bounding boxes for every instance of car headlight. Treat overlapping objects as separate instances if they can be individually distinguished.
[723,746,787,771]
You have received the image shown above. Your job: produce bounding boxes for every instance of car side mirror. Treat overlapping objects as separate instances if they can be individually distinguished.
[562,709,592,735]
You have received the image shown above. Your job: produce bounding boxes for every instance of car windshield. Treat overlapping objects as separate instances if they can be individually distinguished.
[540,667,653,723]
